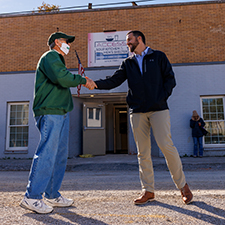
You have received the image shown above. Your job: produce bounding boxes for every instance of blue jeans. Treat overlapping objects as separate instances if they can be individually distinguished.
[25,114,69,199]
[193,137,203,156]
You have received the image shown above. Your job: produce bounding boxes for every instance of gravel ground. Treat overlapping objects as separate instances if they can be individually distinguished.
[0,168,224,225]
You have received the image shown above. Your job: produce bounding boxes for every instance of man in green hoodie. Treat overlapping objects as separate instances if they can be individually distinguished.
[20,32,94,214]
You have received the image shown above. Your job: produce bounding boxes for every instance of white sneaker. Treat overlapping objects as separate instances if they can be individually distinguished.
[45,195,74,207]
[20,196,53,214]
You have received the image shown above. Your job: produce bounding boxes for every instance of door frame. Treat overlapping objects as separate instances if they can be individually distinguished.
[113,104,128,153]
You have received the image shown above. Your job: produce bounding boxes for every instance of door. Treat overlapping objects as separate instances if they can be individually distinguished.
[114,106,128,154]
[83,102,106,155]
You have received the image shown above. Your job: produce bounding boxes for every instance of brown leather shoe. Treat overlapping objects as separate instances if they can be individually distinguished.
[134,191,155,205]
[180,183,193,204]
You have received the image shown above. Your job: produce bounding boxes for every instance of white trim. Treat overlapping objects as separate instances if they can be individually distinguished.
[6,102,29,152]
[200,96,225,148]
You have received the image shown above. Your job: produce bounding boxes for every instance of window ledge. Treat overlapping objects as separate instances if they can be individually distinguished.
[4,150,28,154]
[204,147,225,151]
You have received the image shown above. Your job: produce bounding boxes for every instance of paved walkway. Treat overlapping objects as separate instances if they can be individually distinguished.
[0,154,224,171]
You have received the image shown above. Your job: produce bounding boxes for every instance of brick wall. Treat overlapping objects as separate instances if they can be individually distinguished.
[0,1,225,72]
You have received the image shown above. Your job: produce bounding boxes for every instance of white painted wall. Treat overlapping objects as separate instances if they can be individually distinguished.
[0,63,224,158]
[0,73,38,158]
[169,64,225,156]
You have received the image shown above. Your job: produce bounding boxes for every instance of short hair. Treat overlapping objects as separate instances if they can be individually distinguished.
[127,30,146,45]
[49,40,56,49]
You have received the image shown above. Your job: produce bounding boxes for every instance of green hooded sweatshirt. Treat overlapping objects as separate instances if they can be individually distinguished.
[33,50,86,117]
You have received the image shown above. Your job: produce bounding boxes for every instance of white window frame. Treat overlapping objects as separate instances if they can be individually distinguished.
[87,107,102,128]
[200,96,225,147]
[6,102,29,152]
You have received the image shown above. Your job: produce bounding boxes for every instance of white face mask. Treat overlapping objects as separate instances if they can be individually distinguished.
[60,42,70,55]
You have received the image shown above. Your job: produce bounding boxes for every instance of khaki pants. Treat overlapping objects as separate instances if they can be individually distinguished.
[130,110,186,192]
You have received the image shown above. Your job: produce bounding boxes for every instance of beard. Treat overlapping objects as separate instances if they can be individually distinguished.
[129,39,139,52]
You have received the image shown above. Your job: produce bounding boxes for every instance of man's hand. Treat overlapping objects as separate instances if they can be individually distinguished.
[83,77,97,90]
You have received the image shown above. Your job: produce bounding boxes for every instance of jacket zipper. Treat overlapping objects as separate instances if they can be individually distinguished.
[144,59,147,74]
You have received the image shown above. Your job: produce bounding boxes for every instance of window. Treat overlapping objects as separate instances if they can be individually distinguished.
[6,102,29,151]
[87,107,102,127]
[88,108,93,119]
[201,97,225,146]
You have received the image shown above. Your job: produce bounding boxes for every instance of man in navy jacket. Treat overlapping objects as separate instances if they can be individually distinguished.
[94,30,193,205]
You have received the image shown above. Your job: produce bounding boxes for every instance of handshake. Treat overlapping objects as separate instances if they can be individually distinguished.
[83,77,97,90]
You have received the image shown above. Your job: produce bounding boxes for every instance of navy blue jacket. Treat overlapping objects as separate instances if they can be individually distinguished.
[190,118,205,137]
[95,48,176,113]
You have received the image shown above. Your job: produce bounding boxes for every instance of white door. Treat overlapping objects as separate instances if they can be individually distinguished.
[83,102,106,155]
